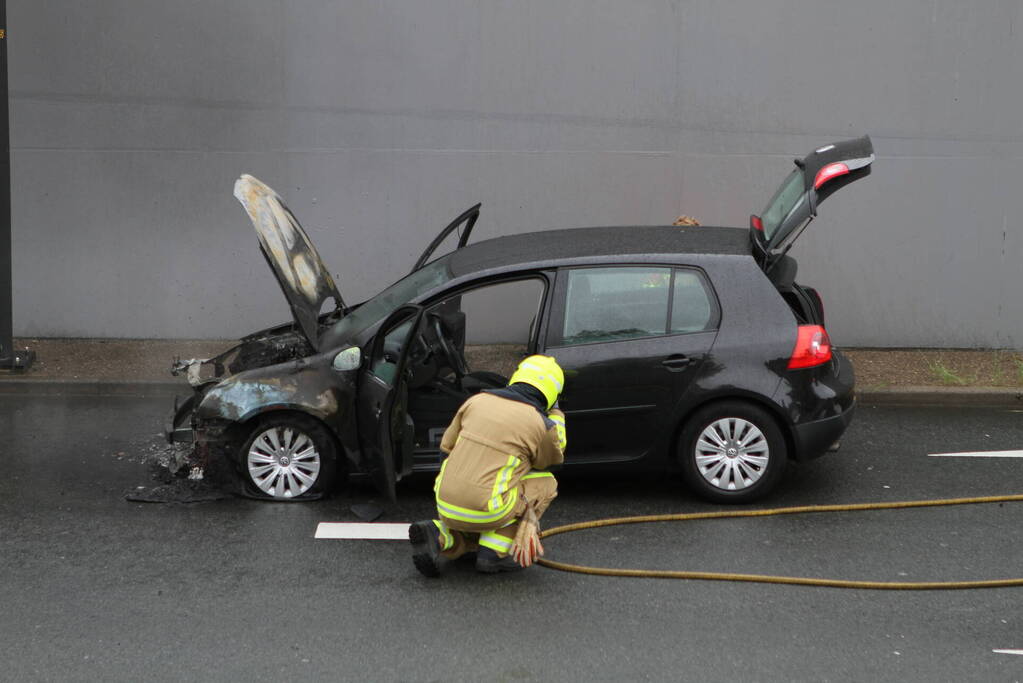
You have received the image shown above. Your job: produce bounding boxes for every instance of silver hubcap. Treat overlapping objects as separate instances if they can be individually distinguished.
[695,417,769,491]
[247,426,321,498]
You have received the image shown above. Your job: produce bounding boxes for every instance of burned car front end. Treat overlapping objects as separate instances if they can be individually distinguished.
[165,324,363,492]
[167,324,317,444]
[165,174,468,500]
[164,175,367,499]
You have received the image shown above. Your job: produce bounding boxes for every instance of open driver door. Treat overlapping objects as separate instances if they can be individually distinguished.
[357,305,424,501]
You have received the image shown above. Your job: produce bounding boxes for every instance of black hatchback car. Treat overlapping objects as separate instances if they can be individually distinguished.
[168,136,874,503]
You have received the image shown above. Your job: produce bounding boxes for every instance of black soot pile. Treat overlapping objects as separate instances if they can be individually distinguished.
[121,437,235,503]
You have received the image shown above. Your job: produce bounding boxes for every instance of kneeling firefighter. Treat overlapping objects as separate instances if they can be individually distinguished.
[409,355,567,576]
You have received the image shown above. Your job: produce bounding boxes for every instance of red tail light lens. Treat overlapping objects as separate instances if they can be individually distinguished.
[788,325,832,369]
[750,214,764,232]
[813,162,850,189]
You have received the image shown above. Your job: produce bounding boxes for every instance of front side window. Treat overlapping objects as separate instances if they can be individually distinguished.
[560,267,671,345]
[426,277,547,381]
[554,266,717,347]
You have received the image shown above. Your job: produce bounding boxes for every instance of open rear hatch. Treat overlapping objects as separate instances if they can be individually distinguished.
[751,135,874,273]
[233,175,346,350]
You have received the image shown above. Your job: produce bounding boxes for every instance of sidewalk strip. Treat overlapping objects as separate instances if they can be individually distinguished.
[928,450,1023,458]
[315,522,410,540]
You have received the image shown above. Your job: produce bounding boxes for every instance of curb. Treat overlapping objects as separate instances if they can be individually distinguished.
[0,378,187,396]
[858,386,1023,408]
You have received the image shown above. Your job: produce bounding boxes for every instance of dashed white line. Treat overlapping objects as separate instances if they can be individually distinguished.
[992,649,1023,656]
[928,450,1023,458]
[315,522,410,540]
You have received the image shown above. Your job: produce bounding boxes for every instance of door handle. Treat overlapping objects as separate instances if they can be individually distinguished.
[661,354,691,371]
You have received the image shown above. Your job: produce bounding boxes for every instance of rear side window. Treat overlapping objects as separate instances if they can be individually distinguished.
[554,266,717,346]
[671,270,715,333]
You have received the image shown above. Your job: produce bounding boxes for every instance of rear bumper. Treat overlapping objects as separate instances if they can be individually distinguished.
[776,348,856,461]
[793,398,855,461]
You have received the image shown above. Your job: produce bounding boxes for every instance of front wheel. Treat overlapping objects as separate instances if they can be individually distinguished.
[678,401,786,504]
[238,413,338,500]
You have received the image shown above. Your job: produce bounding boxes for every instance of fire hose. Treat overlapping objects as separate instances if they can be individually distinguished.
[536,493,1023,589]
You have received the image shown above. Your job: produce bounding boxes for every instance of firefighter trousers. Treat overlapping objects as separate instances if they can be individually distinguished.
[433,471,558,559]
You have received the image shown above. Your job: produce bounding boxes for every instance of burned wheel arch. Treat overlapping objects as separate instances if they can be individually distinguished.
[195,376,341,423]
[192,361,363,470]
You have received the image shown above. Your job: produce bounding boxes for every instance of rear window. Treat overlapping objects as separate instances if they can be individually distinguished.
[553,266,717,346]
[759,168,806,243]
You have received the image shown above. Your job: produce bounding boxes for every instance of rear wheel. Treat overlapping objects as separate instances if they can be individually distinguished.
[678,401,786,503]
[239,413,338,500]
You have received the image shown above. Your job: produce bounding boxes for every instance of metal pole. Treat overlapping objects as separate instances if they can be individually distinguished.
[0,0,33,371]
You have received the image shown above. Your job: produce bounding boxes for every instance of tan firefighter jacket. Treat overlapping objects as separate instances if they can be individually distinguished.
[434,391,565,528]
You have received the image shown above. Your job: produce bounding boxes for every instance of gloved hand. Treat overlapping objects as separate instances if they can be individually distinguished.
[548,408,567,451]
[511,500,544,568]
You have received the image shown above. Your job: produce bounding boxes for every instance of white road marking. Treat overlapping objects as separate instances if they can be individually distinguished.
[992,649,1023,655]
[928,450,1023,458]
[315,522,410,540]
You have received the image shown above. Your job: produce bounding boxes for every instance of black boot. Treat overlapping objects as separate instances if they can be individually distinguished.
[475,547,525,574]
[409,521,445,577]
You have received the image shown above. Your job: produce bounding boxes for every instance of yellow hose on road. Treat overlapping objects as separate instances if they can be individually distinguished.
[537,494,1023,589]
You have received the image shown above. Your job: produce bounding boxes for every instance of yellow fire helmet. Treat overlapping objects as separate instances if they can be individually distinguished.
[508,355,565,411]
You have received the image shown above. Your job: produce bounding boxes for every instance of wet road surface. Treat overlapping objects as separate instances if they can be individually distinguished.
[2,394,1023,681]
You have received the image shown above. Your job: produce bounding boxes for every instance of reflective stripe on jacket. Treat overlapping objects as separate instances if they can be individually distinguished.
[435,392,564,523]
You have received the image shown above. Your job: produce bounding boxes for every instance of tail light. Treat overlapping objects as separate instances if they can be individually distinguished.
[813,162,850,189]
[788,325,832,369]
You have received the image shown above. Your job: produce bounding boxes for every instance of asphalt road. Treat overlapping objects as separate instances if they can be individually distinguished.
[3,394,1023,682]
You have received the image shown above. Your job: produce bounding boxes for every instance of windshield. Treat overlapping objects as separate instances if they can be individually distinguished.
[326,258,453,341]
[759,168,805,242]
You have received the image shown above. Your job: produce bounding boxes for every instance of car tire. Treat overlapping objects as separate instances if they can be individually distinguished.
[679,401,786,504]
[238,413,338,500]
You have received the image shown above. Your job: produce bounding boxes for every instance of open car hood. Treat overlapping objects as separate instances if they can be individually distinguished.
[233,175,345,350]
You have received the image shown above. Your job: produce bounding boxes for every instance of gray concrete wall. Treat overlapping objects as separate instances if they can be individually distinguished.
[8,1,1022,347]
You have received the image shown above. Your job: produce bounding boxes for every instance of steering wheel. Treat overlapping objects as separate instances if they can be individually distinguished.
[429,314,468,383]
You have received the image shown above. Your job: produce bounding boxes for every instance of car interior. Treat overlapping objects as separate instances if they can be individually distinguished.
[401,278,546,466]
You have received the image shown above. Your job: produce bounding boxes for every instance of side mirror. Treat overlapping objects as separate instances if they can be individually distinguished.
[332,346,362,372]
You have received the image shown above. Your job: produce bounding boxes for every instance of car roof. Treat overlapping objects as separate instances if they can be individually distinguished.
[448,225,751,276]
